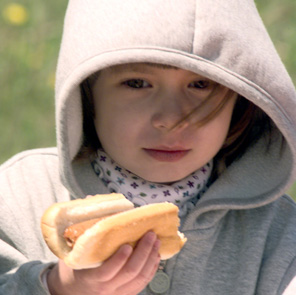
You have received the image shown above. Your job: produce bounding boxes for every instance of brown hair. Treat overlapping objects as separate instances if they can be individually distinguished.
[215,96,271,176]
[77,68,271,178]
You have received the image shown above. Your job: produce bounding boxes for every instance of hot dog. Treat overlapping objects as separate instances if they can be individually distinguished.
[63,214,117,248]
[41,193,187,269]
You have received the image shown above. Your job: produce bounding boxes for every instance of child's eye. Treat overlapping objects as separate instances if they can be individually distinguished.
[188,80,210,89]
[122,79,151,89]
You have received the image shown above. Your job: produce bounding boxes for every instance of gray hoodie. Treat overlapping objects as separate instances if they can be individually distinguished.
[1,0,296,294]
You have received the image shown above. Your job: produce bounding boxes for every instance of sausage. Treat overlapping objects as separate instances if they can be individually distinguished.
[63,214,116,248]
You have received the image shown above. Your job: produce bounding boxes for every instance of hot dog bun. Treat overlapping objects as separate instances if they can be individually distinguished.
[41,193,187,269]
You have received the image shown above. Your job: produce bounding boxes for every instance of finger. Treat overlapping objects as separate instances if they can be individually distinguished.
[94,244,133,282]
[121,232,157,279]
[132,240,161,285]
[147,253,161,280]
[113,232,159,284]
[115,240,161,295]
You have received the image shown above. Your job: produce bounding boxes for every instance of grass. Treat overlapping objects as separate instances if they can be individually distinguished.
[0,1,66,161]
[0,1,296,199]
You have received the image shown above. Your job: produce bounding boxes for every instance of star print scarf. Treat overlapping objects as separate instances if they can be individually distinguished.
[91,150,212,217]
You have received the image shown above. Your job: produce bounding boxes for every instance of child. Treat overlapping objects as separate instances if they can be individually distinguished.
[1,0,296,294]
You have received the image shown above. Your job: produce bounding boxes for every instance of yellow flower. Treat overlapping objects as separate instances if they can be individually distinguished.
[3,3,28,26]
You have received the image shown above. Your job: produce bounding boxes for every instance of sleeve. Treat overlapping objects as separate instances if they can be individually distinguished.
[0,150,68,295]
[41,268,52,292]
[0,239,55,295]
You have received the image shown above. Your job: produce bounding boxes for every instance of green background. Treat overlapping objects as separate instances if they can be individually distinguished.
[1,1,296,198]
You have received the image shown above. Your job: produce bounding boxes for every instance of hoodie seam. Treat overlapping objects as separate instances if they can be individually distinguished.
[191,0,197,54]
[60,46,292,126]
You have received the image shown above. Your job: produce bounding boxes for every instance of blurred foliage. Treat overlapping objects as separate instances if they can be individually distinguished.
[0,1,295,198]
[0,1,67,163]
[256,0,296,84]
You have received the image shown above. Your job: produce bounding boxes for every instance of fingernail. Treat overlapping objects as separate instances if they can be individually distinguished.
[121,244,133,256]
[146,231,157,242]
[154,239,161,250]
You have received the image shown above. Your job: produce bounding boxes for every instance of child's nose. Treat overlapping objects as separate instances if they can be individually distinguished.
[151,91,193,131]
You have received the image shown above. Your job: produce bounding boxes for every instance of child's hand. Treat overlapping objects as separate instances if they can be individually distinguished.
[47,232,161,295]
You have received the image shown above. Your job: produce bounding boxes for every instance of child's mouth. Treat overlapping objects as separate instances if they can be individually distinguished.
[143,148,190,162]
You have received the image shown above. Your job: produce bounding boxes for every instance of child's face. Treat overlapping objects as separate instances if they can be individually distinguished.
[92,63,237,183]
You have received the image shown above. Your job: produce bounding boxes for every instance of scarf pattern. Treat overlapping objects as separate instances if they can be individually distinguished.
[91,150,212,217]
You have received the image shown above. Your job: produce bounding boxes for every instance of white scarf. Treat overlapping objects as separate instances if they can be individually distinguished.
[91,150,212,217]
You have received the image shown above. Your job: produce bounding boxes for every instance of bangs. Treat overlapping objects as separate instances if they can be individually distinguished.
[170,84,236,131]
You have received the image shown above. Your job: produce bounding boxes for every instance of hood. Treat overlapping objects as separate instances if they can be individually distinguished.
[55,0,296,211]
